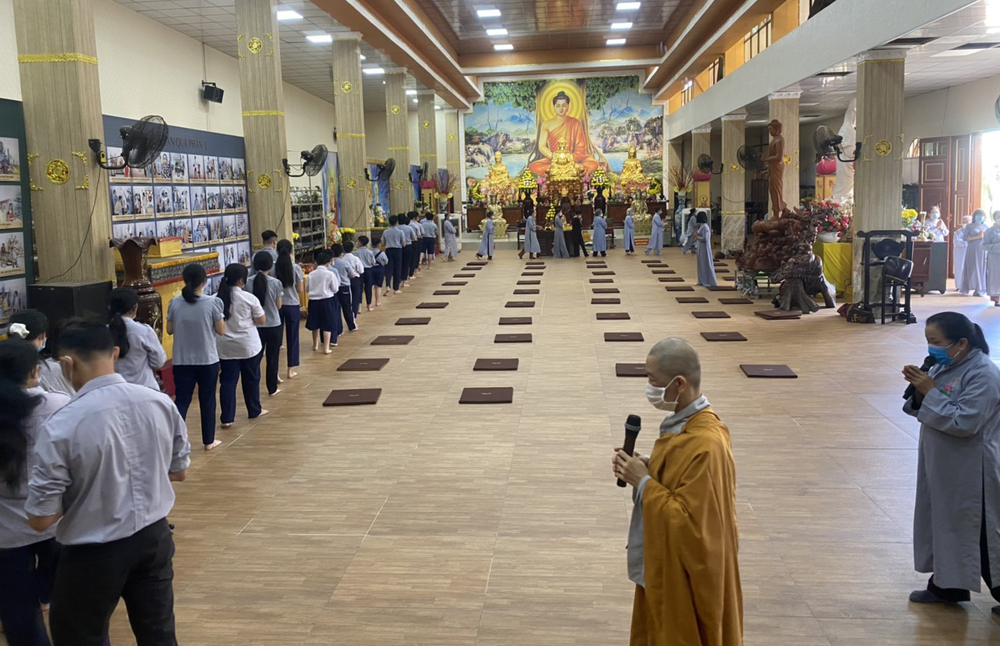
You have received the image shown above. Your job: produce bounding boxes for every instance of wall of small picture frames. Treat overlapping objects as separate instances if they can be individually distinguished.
[103,115,252,295]
[0,99,32,334]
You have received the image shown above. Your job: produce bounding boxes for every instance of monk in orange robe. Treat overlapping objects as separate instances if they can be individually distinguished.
[614,338,743,646]
[529,91,601,175]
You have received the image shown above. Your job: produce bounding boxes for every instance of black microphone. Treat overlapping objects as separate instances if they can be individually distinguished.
[903,355,937,400]
[617,414,642,488]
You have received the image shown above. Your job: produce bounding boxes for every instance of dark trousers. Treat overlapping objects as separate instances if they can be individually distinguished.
[400,246,411,281]
[350,277,362,317]
[361,268,373,305]
[280,304,300,368]
[0,538,59,646]
[573,230,588,257]
[256,325,283,395]
[337,285,355,332]
[408,242,419,276]
[422,237,435,263]
[219,355,262,423]
[928,498,1000,603]
[172,362,219,446]
[50,518,176,646]
[386,248,402,291]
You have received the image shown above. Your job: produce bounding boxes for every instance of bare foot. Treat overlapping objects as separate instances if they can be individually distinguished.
[269,389,281,397]
[287,370,297,380]
[205,440,222,451]
[324,348,333,354]
[221,422,233,429]
[312,345,319,352]
[41,603,50,612]
[394,290,401,294]
[367,306,374,312]
[277,376,284,384]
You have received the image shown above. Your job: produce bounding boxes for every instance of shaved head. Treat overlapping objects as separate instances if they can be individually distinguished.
[645,337,702,391]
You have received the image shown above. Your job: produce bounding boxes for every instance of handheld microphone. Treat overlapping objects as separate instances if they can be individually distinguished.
[617,414,642,488]
[903,355,937,400]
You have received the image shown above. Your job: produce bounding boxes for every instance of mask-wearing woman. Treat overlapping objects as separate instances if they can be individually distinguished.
[959,210,988,297]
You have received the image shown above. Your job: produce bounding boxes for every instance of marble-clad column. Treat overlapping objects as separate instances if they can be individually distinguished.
[445,110,461,209]
[721,112,747,255]
[768,91,800,216]
[332,35,370,231]
[14,0,114,282]
[852,50,906,296]
[691,126,711,169]
[384,71,411,215]
[236,0,292,242]
[417,92,437,206]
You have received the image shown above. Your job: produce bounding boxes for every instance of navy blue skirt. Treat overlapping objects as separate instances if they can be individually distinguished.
[371,265,385,287]
[305,296,337,333]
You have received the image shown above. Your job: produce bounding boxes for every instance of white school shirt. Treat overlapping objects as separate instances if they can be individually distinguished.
[216,289,264,360]
[114,317,167,390]
[345,252,364,277]
[307,265,340,299]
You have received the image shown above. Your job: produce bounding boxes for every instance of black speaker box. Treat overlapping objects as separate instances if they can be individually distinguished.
[28,281,113,327]
[202,84,224,103]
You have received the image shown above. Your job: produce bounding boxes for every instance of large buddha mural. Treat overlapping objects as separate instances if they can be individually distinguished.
[464,76,663,183]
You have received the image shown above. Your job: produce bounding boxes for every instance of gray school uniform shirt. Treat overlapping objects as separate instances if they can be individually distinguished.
[167,294,224,365]
[114,317,167,390]
[332,257,356,284]
[0,388,70,548]
[246,273,284,327]
[383,226,403,248]
[354,247,376,268]
[627,395,710,588]
[26,374,192,545]
[280,263,304,307]
[421,220,438,238]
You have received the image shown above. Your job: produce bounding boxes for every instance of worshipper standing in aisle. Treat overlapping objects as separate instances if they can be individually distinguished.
[953,214,972,292]
[571,209,588,257]
[354,235,377,312]
[247,251,284,397]
[371,237,387,307]
[694,212,718,287]
[645,209,664,256]
[592,209,608,257]
[26,321,191,646]
[552,208,570,258]
[477,211,495,260]
[398,214,412,288]
[520,208,541,260]
[681,210,698,254]
[421,213,439,268]
[614,338,743,645]
[275,240,303,379]
[330,244,359,332]
[8,310,75,396]
[903,312,1000,611]
[343,240,365,319]
[218,263,267,426]
[305,250,339,353]
[623,208,636,255]
[984,213,1000,307]
[959,209,988,297]
[383,215,404,294]
[260,229,278,265]
[407,211,423,278]
[443,216,459,261]
[0,339,70,646]
[168,263,225,450]
[109,287,167,391]
[924,206,949,242]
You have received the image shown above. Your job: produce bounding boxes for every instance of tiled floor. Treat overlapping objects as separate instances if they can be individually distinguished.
[88,247,1000,643]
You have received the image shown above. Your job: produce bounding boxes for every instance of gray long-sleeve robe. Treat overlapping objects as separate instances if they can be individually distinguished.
[960,222,988,295]
[552,215,569,258]
[904,348,1000,590]
[591,215,607,253]
[645,213,664,255]
[695,222,718,287]
[443,219,459,259]
[624,214,635,252]
[524,215,540,254]
[954,226,968,293]
[478,218,495,258]
[984,224,1000,297]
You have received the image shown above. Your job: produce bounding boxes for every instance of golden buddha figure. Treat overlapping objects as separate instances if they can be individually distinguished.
[486,151,511,193]
[620,145,644,187]
[547,138,580,182]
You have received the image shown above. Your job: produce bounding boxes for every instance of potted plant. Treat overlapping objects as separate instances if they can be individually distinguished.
[803,198,850,243]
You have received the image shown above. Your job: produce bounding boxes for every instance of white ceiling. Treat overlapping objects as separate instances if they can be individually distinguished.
[740,0,1000,126]
[114,0,446,111]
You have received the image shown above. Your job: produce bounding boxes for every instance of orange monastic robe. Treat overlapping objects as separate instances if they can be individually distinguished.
[630,407,743,646]
[529,116,600,175]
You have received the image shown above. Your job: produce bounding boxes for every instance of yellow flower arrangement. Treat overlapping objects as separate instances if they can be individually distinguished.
[340,227,356,234]
[292,232,300,242]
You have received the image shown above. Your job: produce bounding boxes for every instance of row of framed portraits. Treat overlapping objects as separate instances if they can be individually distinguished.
[111,184,246,219]
[202,241,253,296]
[0,184,23,230]
[108,149,246,184]
[0,136,20,182]
[111,213,249,250]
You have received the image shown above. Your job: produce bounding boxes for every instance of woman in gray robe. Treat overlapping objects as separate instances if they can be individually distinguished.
[443,217,459,261]
[623,209,635,254]
[960,210,988,297]
[903,312,1000,610]
[591,210,608,257]
[552,211,569,258]
[693,212,717,287]
[953,214,972,293]
[681,211,699,254]
[519,214,540,260]
[984,213,1000,306]
[644,210,664,256]
[476,213,494,260]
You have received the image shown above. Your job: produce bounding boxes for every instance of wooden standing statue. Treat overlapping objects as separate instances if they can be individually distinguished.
[763,119,786,219]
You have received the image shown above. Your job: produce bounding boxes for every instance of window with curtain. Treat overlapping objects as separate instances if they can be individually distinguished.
[743,16,772,62]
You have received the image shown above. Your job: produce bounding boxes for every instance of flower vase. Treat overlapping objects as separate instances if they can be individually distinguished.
[109,237,163,340]
[817,231,840,244]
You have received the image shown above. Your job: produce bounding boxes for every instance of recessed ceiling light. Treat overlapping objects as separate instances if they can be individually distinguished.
[607,38,626,46]
[478,8,502,18]
[494,43,514,51]
[611,22,633,30]
[362,67,385,75]
[435,106,441,110]
[487,28,508,36]
[617,2,641,10]
[306,34,332,44]
[412,98,418,103]
[406,89,417,95]
[360,54,366,60]
[276,10,302,21]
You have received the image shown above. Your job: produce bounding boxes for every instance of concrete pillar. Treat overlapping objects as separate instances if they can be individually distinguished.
[417,92,437,206]
[721,112,747,255]
[235,0,292,243]
[332,35,370,230]
[691,125,712,209]
[14,0,114,282]
[768,91,800,216]
[384,71,411,216]
[852,50,906,295]
[445,109,461,209]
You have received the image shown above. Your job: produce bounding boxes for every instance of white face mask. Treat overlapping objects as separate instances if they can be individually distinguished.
[645,378,679,412]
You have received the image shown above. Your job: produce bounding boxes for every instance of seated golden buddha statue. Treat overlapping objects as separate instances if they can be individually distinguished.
[547,138,580,182]
[486,151,511,192]
[619,145,644,190]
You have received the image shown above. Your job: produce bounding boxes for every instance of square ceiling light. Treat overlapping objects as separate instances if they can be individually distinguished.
[276,10,302,21]
[406,89,417,95]
[611,22,633,30]
[363,67,385,75]
[478,8,502,18]
[307,34,332,44]
[607,38,626,46]
[487,28,508,36]
[617,2,641,10]
[494,43,514,51]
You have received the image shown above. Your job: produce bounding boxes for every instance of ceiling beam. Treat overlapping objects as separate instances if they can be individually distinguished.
[461,46,662,76]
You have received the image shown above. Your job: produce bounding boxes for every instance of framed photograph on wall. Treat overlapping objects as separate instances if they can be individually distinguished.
[134,220,156,239]
[190,186,206,214]
[173,186,190,215]
[171,153,187,183]
[177,218,193,249]
[234,186,246,211]
[107,146,129,182]
[191,217,210,246]
[153,152,172,181]
[233,158,246,182]
[206,186,221,212]
[219,157,232,183]
[135,185,154,216]
[221,186,235,213]
[0,185,23,229]
[235,213,249,239]
[235,240,251,266]
[208,215,223,243]
[205,156,218,182]
[0,277,27,327]
[222,214,237,242]
[0,231,25,277]
[0,137,21,181]
[155,219,180,240]
[110,186,133,221]
[112,222,136,239]
[154,186,172,215]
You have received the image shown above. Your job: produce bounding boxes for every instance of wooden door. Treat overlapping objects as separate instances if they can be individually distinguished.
[919,137,951,275]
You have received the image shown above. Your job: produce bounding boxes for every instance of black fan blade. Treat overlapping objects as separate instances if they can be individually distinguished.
[303,144,328,176]
[383,158,395,178]
[124,115,169,169]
